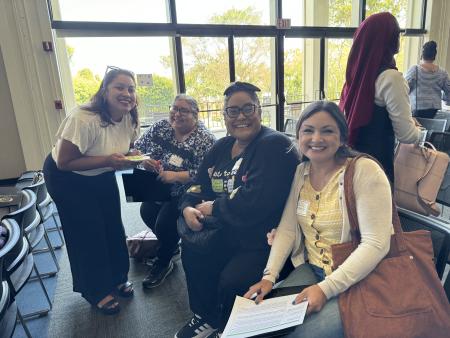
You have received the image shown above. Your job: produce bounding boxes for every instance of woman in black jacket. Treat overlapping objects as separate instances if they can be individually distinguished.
[175,82,299,338]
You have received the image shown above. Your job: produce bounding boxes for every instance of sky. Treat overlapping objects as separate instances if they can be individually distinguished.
[57,0,303,78]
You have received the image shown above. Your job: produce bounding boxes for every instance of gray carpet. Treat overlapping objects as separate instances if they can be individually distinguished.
[47,172,192,338]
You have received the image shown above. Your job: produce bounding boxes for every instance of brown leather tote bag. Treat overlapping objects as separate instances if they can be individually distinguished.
[331,155,450,338]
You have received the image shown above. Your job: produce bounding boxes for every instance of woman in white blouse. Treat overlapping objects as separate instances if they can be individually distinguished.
[244,101,392,338]
[43,67,139,315]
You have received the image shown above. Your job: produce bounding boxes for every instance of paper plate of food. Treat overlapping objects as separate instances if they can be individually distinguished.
[126,155,150,162]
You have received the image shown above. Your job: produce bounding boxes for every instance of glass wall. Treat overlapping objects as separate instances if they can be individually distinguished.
[53,0,168,23]
[234,37,275,129]
[182,37,230,136]
[366,0,423,28]
[176,0,271,25]
[326,39,352,101]
[63,37,175,126]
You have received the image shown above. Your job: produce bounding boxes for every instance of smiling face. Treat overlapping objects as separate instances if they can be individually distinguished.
[104,74,137,119]
[298,110,342,165]
[224,91,261,144]
[169,98,197,134]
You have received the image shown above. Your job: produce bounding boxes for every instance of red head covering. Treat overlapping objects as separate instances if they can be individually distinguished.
[339,12,400,146]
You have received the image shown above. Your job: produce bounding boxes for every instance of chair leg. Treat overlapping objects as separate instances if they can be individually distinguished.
[17,309,33,338]
[22,263,52,320]
[29,230,60,280]
[50,213,65,246]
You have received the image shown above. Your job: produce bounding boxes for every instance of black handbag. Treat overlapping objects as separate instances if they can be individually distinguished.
[177,215,223,254]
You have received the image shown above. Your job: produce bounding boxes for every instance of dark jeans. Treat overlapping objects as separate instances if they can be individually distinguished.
[140,197,180,264]
[413,109,438,119]
[181,241,272,331]
[43,155,129,304]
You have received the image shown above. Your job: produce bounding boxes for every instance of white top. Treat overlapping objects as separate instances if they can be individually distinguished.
[52,107,139,176]
[263,158,393,300]
[374,69,420,144]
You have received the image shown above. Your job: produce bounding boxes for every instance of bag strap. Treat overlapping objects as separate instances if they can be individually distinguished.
[415,65,419,111]
[416,143,440,216]
[344,155,407,252]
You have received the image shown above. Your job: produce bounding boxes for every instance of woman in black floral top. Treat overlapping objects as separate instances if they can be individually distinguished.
[134,94,215,288]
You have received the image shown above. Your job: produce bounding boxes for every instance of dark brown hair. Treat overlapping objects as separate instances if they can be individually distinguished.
[82,68,139,128]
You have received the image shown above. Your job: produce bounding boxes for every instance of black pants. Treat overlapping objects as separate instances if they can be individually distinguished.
[413,109,438,119]
[140,197,180,264]
[43,155,129,304]
[181,241,271,331]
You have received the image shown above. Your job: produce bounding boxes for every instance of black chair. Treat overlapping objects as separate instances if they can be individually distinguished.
[2,191,53,322]
[283,118,296,138]
[0,218,19,338]
[1,218,32,338]
[16,172,64,250]
[398,207,450,279]
[416,117,447,141]
[23,179,62,275]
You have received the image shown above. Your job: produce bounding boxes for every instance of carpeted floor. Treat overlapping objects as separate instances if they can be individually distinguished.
[45,172,192,338]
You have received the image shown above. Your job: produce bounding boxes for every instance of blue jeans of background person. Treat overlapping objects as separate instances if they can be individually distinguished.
[278,263,344,338]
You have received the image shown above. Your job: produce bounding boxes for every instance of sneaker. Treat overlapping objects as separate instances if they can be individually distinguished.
[204,331,221,338]
[175,314,216,338]
[142,259,174,289]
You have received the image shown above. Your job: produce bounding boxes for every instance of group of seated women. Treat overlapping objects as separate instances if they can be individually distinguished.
[43,11,435,338]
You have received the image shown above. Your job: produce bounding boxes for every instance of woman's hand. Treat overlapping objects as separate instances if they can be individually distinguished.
[267,229,277,246]
[243,279,274,304]
[183,207,204,231]
[158,171,179,184]
[142,158,162,173]
[293,284,327,315]
[106,153,135,170]
[195,201,214,216]
[127,149,141,156]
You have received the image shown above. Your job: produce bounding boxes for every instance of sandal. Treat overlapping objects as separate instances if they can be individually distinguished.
[96,296,120,315]
[116,281,134,298]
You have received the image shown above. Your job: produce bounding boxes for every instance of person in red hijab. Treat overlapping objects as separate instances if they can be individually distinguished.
[339,12,420,182]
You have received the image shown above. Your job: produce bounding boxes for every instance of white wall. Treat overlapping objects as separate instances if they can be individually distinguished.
[0,47,26,179]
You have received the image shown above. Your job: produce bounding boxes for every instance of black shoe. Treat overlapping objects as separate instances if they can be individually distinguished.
[142,259,174,289]
[174,314,216,338]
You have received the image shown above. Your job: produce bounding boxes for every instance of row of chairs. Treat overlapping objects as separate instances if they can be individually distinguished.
[0,174,62,338]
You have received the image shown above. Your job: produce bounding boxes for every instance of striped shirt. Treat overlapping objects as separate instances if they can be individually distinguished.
[405,65,450,110]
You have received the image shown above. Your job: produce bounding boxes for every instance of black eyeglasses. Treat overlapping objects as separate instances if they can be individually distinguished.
[224,103,259,118]
[170,105,192,115]
[104,65,135,77]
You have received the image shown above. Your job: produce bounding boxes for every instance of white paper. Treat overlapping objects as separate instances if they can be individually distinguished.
[222,295,308,338]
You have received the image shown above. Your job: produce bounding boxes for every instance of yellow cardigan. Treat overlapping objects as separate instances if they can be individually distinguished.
[263,157,393,299]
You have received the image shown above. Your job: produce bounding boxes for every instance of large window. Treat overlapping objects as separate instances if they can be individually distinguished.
[52,0,168,23]
[284,0,359,27]
[176,0,271,25]
[326,39,352,101]
[366,0,423,28]
[182,36,230,136]
[63,37,175,126]
[234,37,275,129]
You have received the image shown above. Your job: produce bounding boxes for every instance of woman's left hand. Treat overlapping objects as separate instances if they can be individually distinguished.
[157,170,178,183]
[195,201,214,216]
[293,284,327,315]
[127,149,141,156]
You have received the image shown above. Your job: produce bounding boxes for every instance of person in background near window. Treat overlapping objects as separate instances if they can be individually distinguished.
[339,12,421,183]
[245,101,393,338]
[43,67,139,315]
[405,40,450,119]
[134,94,215,289]
[175,82,299,338]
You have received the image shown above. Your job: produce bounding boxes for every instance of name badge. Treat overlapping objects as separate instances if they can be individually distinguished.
[168,154,183,167]
[297,200,309,216]
[211,178,224,193]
